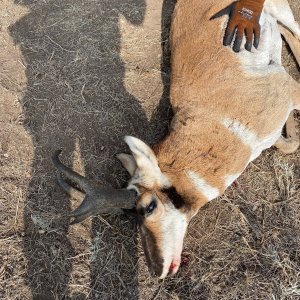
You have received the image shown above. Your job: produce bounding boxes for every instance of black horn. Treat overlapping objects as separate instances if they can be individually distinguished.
[52,150,94,192]
[52,150,138,224]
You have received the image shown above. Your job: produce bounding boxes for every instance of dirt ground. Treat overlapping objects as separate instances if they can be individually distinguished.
[0,0,300,299]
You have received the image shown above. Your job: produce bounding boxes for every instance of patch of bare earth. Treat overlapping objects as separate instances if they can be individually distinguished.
[0,0,299,299]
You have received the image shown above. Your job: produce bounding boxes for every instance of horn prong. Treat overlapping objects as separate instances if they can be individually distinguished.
[68,197,94,218]
[52,150,92,192]
[70,211,93,225]
[53,150,138,224]
[57,173,84,201]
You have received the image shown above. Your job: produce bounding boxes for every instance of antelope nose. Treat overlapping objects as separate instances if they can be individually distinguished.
[149,262,164,278]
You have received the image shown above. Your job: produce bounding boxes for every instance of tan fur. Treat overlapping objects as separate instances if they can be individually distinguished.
[121,0,300,278]
[154,0,300,213]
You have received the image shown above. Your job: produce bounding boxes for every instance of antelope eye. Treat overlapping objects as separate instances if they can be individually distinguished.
[146,200,157,214]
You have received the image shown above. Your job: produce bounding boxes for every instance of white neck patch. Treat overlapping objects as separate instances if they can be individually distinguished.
[221,117,285,162]
[186,170,220,201]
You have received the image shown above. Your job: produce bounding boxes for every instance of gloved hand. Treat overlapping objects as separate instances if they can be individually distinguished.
[211,0,265,52]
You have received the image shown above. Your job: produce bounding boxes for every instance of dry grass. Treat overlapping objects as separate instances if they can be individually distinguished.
[0,0,300,299]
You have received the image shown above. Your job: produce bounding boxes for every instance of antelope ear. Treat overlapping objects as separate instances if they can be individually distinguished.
[124,136,171,188]
[117,153,137,176]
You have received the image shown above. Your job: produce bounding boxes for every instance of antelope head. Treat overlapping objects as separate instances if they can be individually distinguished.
[117,136,192,279]
[53,136,192,279]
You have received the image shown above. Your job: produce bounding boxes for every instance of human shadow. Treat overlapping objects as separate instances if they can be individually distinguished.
[149,0,175,141]
[10,0,148,299]
[10,0,176,298]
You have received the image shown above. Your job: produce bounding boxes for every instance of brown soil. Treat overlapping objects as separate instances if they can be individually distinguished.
[0,0,299,299]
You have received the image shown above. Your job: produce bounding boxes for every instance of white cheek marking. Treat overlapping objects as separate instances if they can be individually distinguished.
[159,208,188,279]
[186,170,220,201]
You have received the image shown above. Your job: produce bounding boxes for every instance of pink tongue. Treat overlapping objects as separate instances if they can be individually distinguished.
[169,262,177,272]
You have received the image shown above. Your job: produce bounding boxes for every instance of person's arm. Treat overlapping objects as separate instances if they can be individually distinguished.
[211,0,265,53]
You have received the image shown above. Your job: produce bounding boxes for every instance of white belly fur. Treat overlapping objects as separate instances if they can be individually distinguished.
[235,11,284,74]
[222,103,292,191]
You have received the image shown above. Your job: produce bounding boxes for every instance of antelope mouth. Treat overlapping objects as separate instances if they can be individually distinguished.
[169,260,180,274]
[159,257,181,279]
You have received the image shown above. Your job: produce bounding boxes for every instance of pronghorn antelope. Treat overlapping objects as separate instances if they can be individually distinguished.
[53,0,300,279]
